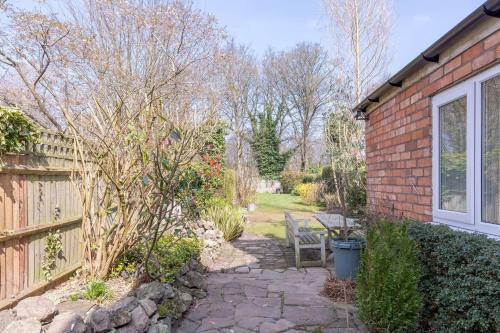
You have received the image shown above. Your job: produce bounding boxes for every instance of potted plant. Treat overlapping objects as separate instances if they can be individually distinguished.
[329,178,364,280]
[326,110,365,280]
[331,232,364,280]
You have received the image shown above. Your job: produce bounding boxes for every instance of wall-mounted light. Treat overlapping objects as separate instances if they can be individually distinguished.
[354,108,369,121]
[422,54,440,63]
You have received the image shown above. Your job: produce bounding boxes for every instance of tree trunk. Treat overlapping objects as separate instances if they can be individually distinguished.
[300,129,308,171]
[338,175,349,240]
[234,117,243,204]
[354,1,361,104]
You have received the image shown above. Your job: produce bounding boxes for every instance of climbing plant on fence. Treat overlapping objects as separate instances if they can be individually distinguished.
[0,107,39,156]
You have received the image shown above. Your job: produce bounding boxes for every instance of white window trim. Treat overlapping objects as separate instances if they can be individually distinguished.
[473,64,500,236]
[432,80,475,226]
[432,63,500,237]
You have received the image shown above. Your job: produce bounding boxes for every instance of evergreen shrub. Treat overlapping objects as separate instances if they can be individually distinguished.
[356,220,422,333]
[407,222,500,333]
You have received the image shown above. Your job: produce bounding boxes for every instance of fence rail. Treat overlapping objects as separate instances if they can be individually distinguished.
[0,130,82,308]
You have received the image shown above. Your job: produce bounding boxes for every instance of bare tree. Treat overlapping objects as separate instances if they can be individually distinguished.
[0,0,225,278]
[278,42,334,171]
[219,40,258,204]
[0,2,69,130]
[323,0,393,103]
[321,0,392,223]
[259,49,292,143]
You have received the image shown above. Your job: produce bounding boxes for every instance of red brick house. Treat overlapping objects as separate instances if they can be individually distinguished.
[353,1,500,237]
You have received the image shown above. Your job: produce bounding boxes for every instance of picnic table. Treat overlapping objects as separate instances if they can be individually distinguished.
[313,213,361,249]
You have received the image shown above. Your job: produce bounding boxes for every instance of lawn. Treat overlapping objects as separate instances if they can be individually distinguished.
[245,193,325,240]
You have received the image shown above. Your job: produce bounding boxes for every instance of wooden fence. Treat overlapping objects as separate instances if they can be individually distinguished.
[0,130,82,308]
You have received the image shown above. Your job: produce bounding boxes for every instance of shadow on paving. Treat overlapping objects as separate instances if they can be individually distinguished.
[172,233,367,333]
[209,233,333,272]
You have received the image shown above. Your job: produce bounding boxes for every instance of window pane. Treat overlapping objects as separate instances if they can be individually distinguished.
[439,96,467,212]
[482,75,500,224]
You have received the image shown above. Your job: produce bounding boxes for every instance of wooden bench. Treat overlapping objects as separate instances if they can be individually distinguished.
[284,211,326,268]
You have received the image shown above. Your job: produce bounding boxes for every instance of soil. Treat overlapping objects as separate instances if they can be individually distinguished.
[42,273,138,307]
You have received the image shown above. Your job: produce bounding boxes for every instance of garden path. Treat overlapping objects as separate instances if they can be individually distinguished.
[174,233,368,333]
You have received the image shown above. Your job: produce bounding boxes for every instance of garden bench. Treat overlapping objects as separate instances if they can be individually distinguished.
[284,211,326,268]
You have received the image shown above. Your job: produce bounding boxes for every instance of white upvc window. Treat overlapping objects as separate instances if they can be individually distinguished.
[432,63,500,236]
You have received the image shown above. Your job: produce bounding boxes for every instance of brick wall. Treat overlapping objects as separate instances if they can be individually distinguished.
[365,29,500,222]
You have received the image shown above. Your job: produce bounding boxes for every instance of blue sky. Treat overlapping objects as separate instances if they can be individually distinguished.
[194,0,485,75]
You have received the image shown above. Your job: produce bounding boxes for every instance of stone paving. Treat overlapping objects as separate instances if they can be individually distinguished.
[174,233,368,333]
[209,233,325,272]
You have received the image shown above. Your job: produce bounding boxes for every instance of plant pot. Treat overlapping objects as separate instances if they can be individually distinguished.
[331,238,364,280]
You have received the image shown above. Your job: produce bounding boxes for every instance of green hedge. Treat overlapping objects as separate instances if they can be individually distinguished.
[281,171,304,193]
[280,171,315,193]
[407,223,500,333]
[356,220,422,333]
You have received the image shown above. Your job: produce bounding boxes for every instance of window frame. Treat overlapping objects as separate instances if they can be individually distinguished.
[473,64,500,236]
[432,80,475,227]
[432,63,500,236]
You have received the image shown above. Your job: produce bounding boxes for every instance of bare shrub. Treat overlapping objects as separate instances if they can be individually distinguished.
[0,0,226,278]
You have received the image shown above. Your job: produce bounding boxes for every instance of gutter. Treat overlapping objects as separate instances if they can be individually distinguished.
[352,0,500,116]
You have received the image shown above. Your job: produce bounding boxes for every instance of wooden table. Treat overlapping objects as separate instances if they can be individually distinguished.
[313,213,360,249]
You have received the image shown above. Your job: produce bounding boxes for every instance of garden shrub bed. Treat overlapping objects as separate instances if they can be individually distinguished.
[356,220,500,333]
[111,235,202,283]
[280,171,315,193]
[292,182,320,205]
[202,203,245,241]
[407,222,500,333]
[1,241,210,333]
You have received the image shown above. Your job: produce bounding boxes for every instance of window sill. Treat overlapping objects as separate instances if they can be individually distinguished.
[429,220,500,240]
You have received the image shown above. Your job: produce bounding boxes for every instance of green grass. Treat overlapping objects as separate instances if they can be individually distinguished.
[246,193,324,240]
[70,280,112,302]
[246,219,287,240]
[83,281,112,301]
[254,193,321,213]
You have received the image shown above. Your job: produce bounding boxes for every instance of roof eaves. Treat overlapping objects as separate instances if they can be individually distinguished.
[352,0,500,114]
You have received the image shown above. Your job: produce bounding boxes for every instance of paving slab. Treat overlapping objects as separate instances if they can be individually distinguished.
[197,317,235,332]
[234,302,281,319]
[259,319,295,333]
[174,234,367,333]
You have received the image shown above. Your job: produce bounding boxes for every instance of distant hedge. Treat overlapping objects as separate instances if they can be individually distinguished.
[280,171,314,193]
[407,223,500,333]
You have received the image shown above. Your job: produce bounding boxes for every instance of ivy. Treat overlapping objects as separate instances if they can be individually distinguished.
[0,107,39,155]
[249,105,292,179]
[41,230,64,280]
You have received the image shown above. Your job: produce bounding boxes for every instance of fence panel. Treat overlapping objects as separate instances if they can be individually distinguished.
[0,130,82,308]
